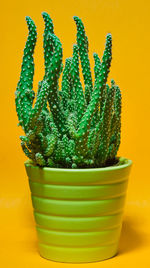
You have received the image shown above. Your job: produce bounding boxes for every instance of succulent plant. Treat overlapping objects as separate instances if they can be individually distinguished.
[15,12,121,168]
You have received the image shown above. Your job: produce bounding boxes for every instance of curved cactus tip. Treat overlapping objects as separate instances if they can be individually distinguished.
[42,11,49,18]
[106,33,112,39]
[42,11,47,15]
[25,16,36,29]
[111,79,115,84]
[73,16,80,22]
[42,12,53,23]
[25,16,32,23]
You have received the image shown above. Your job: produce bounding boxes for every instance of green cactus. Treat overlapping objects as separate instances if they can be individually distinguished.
[73,16,93,104]
[71,44,86,124]
[42,12,54,76]
[61,57,72,112]
[15,13,122,168]
[15,16,37,132]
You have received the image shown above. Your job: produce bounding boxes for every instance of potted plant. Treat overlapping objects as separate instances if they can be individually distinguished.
[15,12,132,263]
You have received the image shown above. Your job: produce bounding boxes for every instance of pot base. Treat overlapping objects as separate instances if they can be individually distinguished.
[39,242,119,263]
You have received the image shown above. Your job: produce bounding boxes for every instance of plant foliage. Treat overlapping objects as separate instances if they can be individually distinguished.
[15,13,121,168]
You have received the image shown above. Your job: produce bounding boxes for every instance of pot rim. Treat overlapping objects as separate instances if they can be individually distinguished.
[25,157,132,173]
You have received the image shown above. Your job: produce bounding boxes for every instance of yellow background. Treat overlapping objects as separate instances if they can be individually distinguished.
[0,0,150,266]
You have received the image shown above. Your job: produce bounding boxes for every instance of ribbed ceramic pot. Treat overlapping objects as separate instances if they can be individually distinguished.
[25,157,132,263]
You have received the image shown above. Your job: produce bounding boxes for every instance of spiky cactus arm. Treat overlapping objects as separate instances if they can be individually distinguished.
[73,16,93,104]
[39,12,54,133]
[93,53,101,80]
[77,33,112,138]
[67,113,78,139]
[35,152,46,166]
[27,80,48,129]
[44,134,56,157]
[48,112,60,138]
[54,140,65,164]
[114,85,121,151]
[93,50,104,122]
[87,128,95,151]
[20,81,50,159]
[108,84,121,159]
[61,58,72,111]
[62,135,71,165]
[61,57,76,115]
[87,119,102,158]
[15,16,37,131]
[47,158,55,167]
[30,112,56,157]
[90,53,102,128]
[97,80,115,165]
[35,109,49,137]
[72,154,94,168]
[42,12,54,75]
[90,87,110,159]
[45,33,66,134]
[68,139,76,158]
[42,14,60,135]
[59,136,76,167]
[20,135,32,150]
[108,97,117,159]
[21,141,34,160]
[71,44,86,123]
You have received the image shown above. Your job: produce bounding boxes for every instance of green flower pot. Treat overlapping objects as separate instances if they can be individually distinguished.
[25,157,132,263]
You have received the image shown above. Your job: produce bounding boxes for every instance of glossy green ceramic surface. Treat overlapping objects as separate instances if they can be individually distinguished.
[25,158,132,263]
